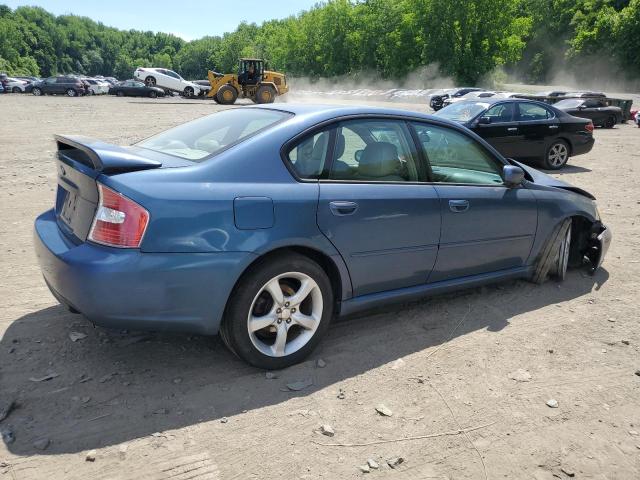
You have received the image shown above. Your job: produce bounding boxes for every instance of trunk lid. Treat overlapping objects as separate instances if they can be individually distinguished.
[54,135,163,242]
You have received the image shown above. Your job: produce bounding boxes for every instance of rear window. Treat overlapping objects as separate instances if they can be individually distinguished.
[137,108,291,161]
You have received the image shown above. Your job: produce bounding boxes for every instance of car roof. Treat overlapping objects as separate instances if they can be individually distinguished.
[251,103,442,123]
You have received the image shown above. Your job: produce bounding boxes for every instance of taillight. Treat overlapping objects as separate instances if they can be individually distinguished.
[585,122,594,133]
[88,184,149,248]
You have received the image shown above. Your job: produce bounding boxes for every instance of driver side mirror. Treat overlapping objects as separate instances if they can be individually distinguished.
[503,165,525,187]
[478,116,492,125]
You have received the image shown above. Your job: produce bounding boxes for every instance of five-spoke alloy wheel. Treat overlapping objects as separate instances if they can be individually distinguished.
[221,253,333,369]
[544,140,569,170]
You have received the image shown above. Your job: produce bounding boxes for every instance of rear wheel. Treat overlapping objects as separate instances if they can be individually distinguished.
[148,90,157,98]
[255,85,276,104]
[216,85,237,105]
[220,253,334,369]
[66,88,77,97]
[604,115,616,129]
[116,90,124,97]
[543,140,569,170]
[12,87,21,93]
[32,87,42,96]
[145,76,156,87]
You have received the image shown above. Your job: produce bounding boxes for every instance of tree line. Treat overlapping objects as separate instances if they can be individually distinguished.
[0,0,638,85]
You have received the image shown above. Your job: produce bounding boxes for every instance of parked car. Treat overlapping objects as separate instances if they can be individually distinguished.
[0,83,4,94]
[83,78,110,95]
[554,98,623,128]
[429,87,483,111]
[441,91,522,108]
[635,110,640,128]
[109,80,165,98]
[15,76,39,84]
[32,76,87,96]
[133,67,203,97]
[435,98,595,170]
[33,105,611,369]
[4,77,28,93]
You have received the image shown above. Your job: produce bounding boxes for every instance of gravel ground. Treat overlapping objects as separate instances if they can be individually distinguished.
[0,94,639,479]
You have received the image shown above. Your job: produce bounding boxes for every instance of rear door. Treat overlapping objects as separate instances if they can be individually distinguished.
[297,118,441,297]
[411,121,538,282]
[472,102,521,158]
[514,102,558,159]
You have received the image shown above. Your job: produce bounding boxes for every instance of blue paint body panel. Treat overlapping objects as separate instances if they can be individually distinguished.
[33,104,608,336]
[234,197,274,230]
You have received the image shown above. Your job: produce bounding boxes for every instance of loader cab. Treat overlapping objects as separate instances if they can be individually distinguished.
[238,59,264,86]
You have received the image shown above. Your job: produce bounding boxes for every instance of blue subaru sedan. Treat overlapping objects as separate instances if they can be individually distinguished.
[34,105,611,368]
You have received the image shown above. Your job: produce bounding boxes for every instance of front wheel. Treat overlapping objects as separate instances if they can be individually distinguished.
[532,218,572,284]
[32,87,42,96]
[604,115,616,129]
[543,140,569,170]
[148,90,157,98]
[183,86,194,98]
[220,253,334,369]
[66,88,77,97]
[116,90,124,97]
[145,76,156,87]
[12,87,21,93]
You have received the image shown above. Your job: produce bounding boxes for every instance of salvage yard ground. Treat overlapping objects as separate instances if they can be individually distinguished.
[1,95,639,479]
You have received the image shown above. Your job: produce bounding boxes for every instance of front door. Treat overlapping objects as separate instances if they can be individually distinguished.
[316,119,441,296]
[472,102,521,158]
[411,121,538,282]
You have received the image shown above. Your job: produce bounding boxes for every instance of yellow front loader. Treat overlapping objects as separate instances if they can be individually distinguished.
[207,58,289,105]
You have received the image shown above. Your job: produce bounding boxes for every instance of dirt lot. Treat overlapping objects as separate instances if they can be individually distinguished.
[1,94,639,480]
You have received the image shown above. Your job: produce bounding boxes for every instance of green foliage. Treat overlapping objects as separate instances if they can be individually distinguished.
[0,0,638,84]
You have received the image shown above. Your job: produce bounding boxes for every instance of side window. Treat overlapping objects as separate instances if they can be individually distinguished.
[287,130,332,179]
[484,103,515,123]
[329,119,420,182]
[166,70,181,79]
[518,103,553,121]
[412,123,504,185]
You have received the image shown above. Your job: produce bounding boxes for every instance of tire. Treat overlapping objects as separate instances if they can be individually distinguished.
[145,76,156,87]
[604,115,615,129]
[220,253,334,369]
[32,87,42,96]
[216,84,237,105]
[148,90,157,98]
[183,86,194,98]
[255,85,276,104]
[532,218,572,284]
[116,90,124,97]
[66,88,77,97]
[543,139,569,170]
[12,87,21,93]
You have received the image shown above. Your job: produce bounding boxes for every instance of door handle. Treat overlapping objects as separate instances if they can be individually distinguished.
[549,125,559,129]
[329,201,358,216]
[449,199,469,213]
[507,127,518,132]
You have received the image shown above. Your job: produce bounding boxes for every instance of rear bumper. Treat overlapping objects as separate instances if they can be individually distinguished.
[34,209,255,335]
[571,134,595,157]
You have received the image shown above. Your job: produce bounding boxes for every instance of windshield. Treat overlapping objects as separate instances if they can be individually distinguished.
[554,99,583,108]
[435,101,490,122]
[137,108,291,161]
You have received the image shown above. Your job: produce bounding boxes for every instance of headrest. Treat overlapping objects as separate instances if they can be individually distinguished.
[358,142,399,177]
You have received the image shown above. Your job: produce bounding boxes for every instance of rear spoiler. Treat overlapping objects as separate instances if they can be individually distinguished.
[55,135,162,174]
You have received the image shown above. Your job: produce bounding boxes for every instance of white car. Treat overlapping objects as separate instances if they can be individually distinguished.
[133,67,202,97]
[5,77,28,93]
[83,78,110,95]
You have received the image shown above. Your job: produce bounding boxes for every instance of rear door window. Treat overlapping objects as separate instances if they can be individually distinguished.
[287,129,333,179]
[518,103,554,121]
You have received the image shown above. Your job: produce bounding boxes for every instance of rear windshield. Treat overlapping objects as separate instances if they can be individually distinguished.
[137,108,292,161]
[435,101,490,122]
